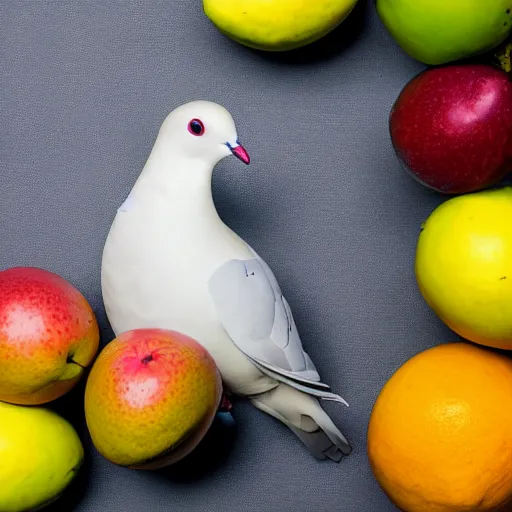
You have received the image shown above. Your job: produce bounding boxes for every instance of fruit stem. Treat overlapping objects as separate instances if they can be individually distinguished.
[141,354,154,365]
[66,355,85,368]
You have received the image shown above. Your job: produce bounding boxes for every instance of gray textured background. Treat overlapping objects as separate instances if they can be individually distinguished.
[1,1,460,511]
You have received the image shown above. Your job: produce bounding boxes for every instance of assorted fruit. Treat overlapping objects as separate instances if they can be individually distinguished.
[2,1,512,511]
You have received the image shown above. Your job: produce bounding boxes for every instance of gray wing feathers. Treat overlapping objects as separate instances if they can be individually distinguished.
[251,360,348,404]
[208,257,347,403]
[208,259,292,371]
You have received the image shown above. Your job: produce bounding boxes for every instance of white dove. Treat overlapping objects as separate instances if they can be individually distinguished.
[101,100,351,462]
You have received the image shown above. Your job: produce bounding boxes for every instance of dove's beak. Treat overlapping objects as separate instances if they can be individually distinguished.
[228,142,250,165]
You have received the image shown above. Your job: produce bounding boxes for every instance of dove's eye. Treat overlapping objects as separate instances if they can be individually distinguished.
[188,119,205,136]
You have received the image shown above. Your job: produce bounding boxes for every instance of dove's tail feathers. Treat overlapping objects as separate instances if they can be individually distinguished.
[249,383,352,462]
[251,360,349,406]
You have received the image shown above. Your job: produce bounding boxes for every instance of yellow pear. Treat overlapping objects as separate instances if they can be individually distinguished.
[0,401,84,512]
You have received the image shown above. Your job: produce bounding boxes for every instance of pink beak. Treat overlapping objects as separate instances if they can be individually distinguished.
[230,144,250,165]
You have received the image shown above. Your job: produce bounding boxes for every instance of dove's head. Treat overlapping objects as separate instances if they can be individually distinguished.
[157,100,250,167]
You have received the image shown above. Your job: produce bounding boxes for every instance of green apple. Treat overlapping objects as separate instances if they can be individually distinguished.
[0,401,84,511]
[376,0,512,65]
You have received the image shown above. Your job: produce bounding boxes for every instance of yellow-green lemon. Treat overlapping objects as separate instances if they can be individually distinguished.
[0,401,84,512]
[203,0,360,51]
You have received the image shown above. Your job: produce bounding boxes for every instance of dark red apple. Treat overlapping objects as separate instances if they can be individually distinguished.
[389,64,512,194]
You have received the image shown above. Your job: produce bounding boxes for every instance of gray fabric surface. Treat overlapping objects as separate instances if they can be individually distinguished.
[1,1,458,511]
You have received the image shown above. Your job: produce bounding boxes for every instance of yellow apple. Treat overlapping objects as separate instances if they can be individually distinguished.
[416,187,512,350]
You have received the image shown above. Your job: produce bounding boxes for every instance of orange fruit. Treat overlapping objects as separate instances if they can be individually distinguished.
[367,342,512,512]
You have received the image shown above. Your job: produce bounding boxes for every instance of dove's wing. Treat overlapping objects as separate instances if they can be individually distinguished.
[208,254,347,404]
